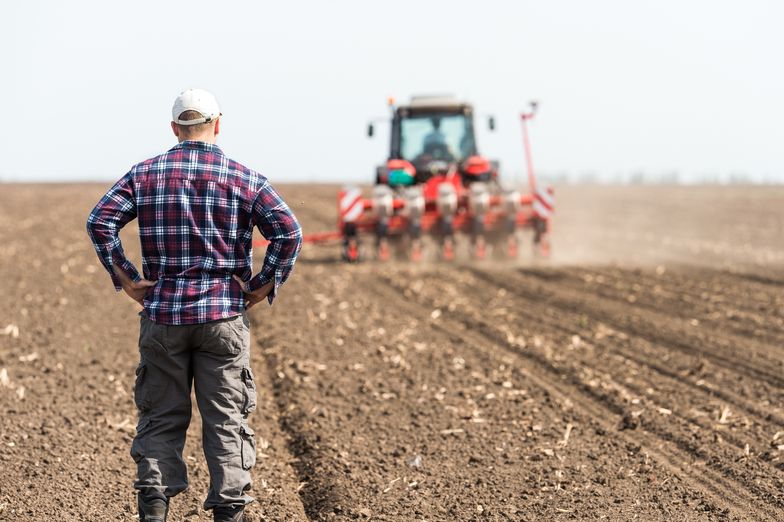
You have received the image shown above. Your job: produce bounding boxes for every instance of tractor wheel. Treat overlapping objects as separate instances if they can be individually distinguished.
[343,238,360,263]
[377,239,391,262]
[473,236,487,260]
[532,219,551,259]
[441,237,455,261]
[506,235,519,259]
[538,237,551,258]
[410,240,423,263]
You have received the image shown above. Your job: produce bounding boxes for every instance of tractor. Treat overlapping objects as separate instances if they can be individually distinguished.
[340,95,553,262]
[252,95,554,262]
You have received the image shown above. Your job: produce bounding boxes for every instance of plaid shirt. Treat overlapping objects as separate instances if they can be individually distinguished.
[86,140,302,325]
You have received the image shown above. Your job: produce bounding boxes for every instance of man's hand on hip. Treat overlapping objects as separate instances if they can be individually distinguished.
[232,275,273,310]
[112,263,157,306]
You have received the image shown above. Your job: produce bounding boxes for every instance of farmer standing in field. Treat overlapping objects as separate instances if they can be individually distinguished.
[86,88,302,522]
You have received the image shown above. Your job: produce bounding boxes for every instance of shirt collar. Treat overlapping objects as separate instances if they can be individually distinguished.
[170,140,224,154]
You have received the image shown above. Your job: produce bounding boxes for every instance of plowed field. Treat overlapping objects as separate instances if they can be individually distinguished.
[1,184,783,521]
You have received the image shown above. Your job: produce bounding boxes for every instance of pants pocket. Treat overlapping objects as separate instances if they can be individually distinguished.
[133,363,150,412]
[139,316,167,355]
[240,423,256,471]
[201,316,245,356]
[241,367,257,415]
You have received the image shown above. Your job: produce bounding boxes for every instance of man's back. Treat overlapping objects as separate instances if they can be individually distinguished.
[87,140,302,324]
[86,88,302,521]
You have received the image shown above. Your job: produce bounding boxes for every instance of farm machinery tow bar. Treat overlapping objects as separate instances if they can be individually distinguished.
[254,96,554,261]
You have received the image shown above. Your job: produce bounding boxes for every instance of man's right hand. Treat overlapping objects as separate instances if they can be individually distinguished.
[113,263,157,307]
[232,275,274,310]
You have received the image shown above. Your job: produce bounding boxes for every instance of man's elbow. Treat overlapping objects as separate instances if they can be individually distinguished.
[85,215,97,239]
[293,222,303,242]
[286,215,303,242]
[86,216,116,248]
[286,223,303,257]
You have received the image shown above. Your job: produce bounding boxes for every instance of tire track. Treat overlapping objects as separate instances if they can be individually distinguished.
[462,267,784,445]
[425,266,784,432]
[433,267,784,509]
[474,271,781,410]
[245,334,312,521]
[583,265,784,303]
[726,270,784,288]
[572,268,784,338]
[475,267,784,390]
[259,344,349,520]
[590,266,784,308]
[261,264,749,520]
[372,271,783,520]
[260,265,667,520]
[250,262,358,520]
[377,265,784,433]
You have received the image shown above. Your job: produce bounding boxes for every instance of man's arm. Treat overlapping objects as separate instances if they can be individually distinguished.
[86,172,143,291]
[243,179,303,305]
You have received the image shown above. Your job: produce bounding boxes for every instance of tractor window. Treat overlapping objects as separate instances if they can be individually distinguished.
[400,114,474,163]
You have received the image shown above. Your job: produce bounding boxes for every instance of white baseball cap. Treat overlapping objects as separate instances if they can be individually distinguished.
[172,88,222,125]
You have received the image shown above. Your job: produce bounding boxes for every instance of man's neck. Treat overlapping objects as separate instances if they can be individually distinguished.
[178,135,216,144]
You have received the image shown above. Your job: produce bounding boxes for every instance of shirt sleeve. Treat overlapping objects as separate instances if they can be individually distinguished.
[247,179,303,304]
[86,172,141,291]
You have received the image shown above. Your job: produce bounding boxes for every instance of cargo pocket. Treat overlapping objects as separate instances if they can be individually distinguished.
[240,423,256,470]
[241,367,257,415]
[133,363,150,412]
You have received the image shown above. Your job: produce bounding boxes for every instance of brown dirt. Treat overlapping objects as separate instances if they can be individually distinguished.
[0,183,782,521]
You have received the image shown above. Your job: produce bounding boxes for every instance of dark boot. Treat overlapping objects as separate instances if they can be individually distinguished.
[138,494,168,522]
[213,504,245,522]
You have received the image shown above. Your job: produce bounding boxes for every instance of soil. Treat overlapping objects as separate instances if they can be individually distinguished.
[0,183,782,521]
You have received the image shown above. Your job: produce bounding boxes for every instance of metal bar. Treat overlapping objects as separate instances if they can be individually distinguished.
[252,230,343,248]
[520,101,539,192]
[521,116,536,192]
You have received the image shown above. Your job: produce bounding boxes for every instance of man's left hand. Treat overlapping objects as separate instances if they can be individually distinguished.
[232,275,273,310]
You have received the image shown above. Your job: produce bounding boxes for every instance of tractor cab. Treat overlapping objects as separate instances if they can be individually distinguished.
[371,95,497,189]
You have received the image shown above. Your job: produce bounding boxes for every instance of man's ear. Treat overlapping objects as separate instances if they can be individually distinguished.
[214,118,220,137]
[171,121,180,137]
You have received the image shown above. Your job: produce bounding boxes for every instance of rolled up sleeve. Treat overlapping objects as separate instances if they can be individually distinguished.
[248,180,303,303]
[86,172,141,291]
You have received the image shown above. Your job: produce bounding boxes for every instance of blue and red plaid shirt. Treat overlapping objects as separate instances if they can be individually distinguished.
[87,140,302,325]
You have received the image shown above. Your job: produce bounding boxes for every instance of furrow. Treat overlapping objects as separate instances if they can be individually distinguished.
[374,273,783,520]
[478,267,784,389]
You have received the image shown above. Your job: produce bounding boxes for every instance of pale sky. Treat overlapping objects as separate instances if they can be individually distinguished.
[3,1,783,184]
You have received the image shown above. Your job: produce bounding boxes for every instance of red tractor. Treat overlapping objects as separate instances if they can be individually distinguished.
[254,95,554,262]
[340,95,553,262]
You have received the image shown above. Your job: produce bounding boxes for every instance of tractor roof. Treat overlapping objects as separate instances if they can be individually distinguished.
[404,95,471,111]
[397,95,472,116]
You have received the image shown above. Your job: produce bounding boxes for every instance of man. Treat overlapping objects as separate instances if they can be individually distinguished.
[423,116,446,148]
[86,88,302,522]
[422,116,453,160]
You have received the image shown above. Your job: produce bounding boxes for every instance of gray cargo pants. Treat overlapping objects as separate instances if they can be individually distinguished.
[131,313,257,510]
